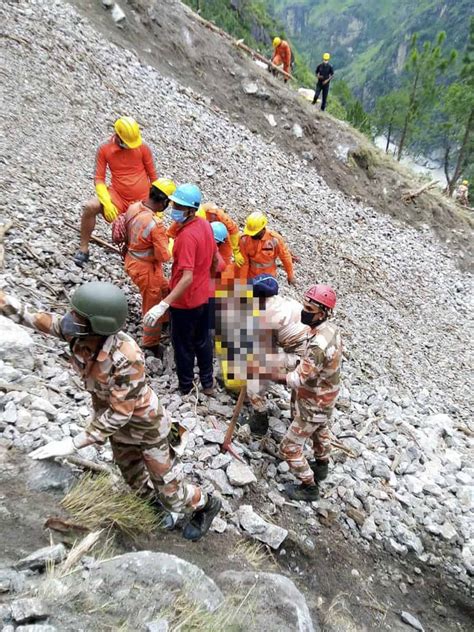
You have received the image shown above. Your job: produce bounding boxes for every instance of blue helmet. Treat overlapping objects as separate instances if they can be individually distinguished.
[251,274,279,297]
[169,183,202,210]
[211,221,228,244]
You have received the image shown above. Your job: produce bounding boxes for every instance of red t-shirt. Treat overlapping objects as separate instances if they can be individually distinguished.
[170,217,217,309]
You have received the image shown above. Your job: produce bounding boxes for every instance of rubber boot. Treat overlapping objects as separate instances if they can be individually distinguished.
[182,495,222,542]
[248,410,269,436]
[285,482,319,501]
[309,459,329,482]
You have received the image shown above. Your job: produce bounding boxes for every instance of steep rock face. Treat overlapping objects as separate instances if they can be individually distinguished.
[265,0,471,103]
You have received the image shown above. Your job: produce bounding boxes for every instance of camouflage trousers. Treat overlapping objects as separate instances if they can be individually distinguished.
[110,437,207,514]
[279,393,332,485]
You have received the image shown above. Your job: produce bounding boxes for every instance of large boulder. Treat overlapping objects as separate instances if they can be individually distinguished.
[0,316,34,371]
[219,570,317,632]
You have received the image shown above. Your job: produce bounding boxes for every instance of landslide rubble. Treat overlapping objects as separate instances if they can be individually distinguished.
[0,0,473,595]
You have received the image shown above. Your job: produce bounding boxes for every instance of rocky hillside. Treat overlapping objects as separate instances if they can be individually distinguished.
[0,0,473,630]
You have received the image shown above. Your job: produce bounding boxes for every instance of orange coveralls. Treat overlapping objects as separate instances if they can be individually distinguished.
[272,40,292,75]
[124,202,171,347]
[239,229,294,281]
[95,136,157,213]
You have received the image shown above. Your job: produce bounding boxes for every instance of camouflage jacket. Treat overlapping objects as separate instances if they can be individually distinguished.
[286,320,342,411]
[0,293,170,446]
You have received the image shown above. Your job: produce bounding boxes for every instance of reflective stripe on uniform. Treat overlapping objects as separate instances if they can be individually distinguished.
[128,248,154,259]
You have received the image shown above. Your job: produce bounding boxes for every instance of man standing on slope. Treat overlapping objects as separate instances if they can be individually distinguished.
[122,178,176,353]
[456,180,470,207]
[0,283,221,541]
[144,184,219,395]
[271,37,292,81]
[238,211,295,286]
[313,53,334,111]
[74,116,158,267]
[263,285,342,501]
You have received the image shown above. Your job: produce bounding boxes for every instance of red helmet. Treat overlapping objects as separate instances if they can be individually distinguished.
[304,284,337,309]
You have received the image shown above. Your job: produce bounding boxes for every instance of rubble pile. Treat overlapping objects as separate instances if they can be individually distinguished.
[0,0,472,587]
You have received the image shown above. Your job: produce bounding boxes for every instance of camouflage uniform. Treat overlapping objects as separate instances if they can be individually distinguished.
[456,184,469,207]
[247,295,311,413]
[279,320,342,484]
[0,293,206,513]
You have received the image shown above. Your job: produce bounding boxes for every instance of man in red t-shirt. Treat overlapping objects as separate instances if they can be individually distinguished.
[144,183,219,395]
[73,116,157,267]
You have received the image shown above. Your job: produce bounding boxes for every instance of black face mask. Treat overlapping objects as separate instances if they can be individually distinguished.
[301,309,326,327]
[60,312,90,339]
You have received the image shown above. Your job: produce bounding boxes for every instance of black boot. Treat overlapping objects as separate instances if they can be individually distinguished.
[248,410,269,436]
[285,482,319,501]
[182,496,222,542]
[309,459,329,482]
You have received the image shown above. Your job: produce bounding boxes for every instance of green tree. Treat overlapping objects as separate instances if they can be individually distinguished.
[372,91,408,152]
[429,18,474,195]
[396,31,457,161]
[331,79,371,136]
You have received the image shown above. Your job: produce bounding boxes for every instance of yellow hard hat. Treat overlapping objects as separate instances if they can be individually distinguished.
[196,206,207,219]
[462,180,469,186]
[273,37,281,48]
[152,177,176,198]
[244,211,267,236]
[323,52,331,61]
[114,116,142,149]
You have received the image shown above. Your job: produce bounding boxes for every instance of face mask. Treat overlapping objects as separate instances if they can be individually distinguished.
[171,209,187,223]
[60,312,90,339]
[301,309,326,327]
[251,233,263,240]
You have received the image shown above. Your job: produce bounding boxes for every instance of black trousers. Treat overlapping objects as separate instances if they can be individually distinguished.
[170,303,213,393]
[313,81,329,110]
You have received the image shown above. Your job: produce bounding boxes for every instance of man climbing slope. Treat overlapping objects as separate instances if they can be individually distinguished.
[74,116,158,267]
[313,53,334,111]
[271,37,292,81]
[0,283,221,541]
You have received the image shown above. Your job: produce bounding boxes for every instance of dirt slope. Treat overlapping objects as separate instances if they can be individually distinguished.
[71,0,473,269]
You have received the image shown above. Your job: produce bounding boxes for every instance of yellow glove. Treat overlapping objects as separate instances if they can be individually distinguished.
[95,183,118,223]
[168,237,174,256]
[229,232,244,267]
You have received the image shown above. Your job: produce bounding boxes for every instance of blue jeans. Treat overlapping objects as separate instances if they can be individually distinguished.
[170,303,213,393]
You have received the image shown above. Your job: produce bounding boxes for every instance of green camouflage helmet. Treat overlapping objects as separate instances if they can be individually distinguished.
[70,282,128,335]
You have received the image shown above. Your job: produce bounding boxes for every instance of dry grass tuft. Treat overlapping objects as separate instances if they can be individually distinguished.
[61,473,159,538]
[322,592,361,632]
[161,587,255,632]
[232,538,274,570]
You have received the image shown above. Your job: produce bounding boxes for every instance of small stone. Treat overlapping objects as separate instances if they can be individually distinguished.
[15,544,67,572]
[237,504,288,549]
[277,462,289,474]
[439,522,457,541]
[434,604,447,617]
[346,507,366,527]
[203,469,234,495]
[292,123,303,139]
[210,453,232,470]
[203,429,225,444]
[399,582,408,595]
[264,113,277,127]
[361,516,377,539]
[400,611,424,631]
[227,461,257,486]
[11,598,49,624]
[111,3,126,24]
[30,397,57,420]
[146,620,169,632]
[351,569,360,578]
[242,81,258,95]
[211,517,227,533]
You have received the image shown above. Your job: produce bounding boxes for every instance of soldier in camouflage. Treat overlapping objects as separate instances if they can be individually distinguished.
[260,284,342,501]
[0,282,221,541]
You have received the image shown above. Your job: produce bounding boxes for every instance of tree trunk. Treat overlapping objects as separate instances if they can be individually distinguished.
[397,69,420,161]
[448,107,474,196]
[443,145,452,193]
[385,119,393,153]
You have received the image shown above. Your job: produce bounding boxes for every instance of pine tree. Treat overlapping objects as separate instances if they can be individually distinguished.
[396,32,456,161]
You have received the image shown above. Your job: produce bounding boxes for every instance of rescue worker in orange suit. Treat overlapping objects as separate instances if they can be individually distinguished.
[123,179,176,354]
[74,116,158,267]
[168,201,244,268]
[210,221,235,282]
[238,211,295,285]
[271,37,292,81]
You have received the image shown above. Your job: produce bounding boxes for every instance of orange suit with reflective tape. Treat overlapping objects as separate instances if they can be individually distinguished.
[272,40,292,75]
[239,229,294,281]
[124,202,171,347]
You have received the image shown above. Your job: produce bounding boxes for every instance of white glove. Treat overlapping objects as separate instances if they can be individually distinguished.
[144,301,169,327]
[29,437,76,460]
